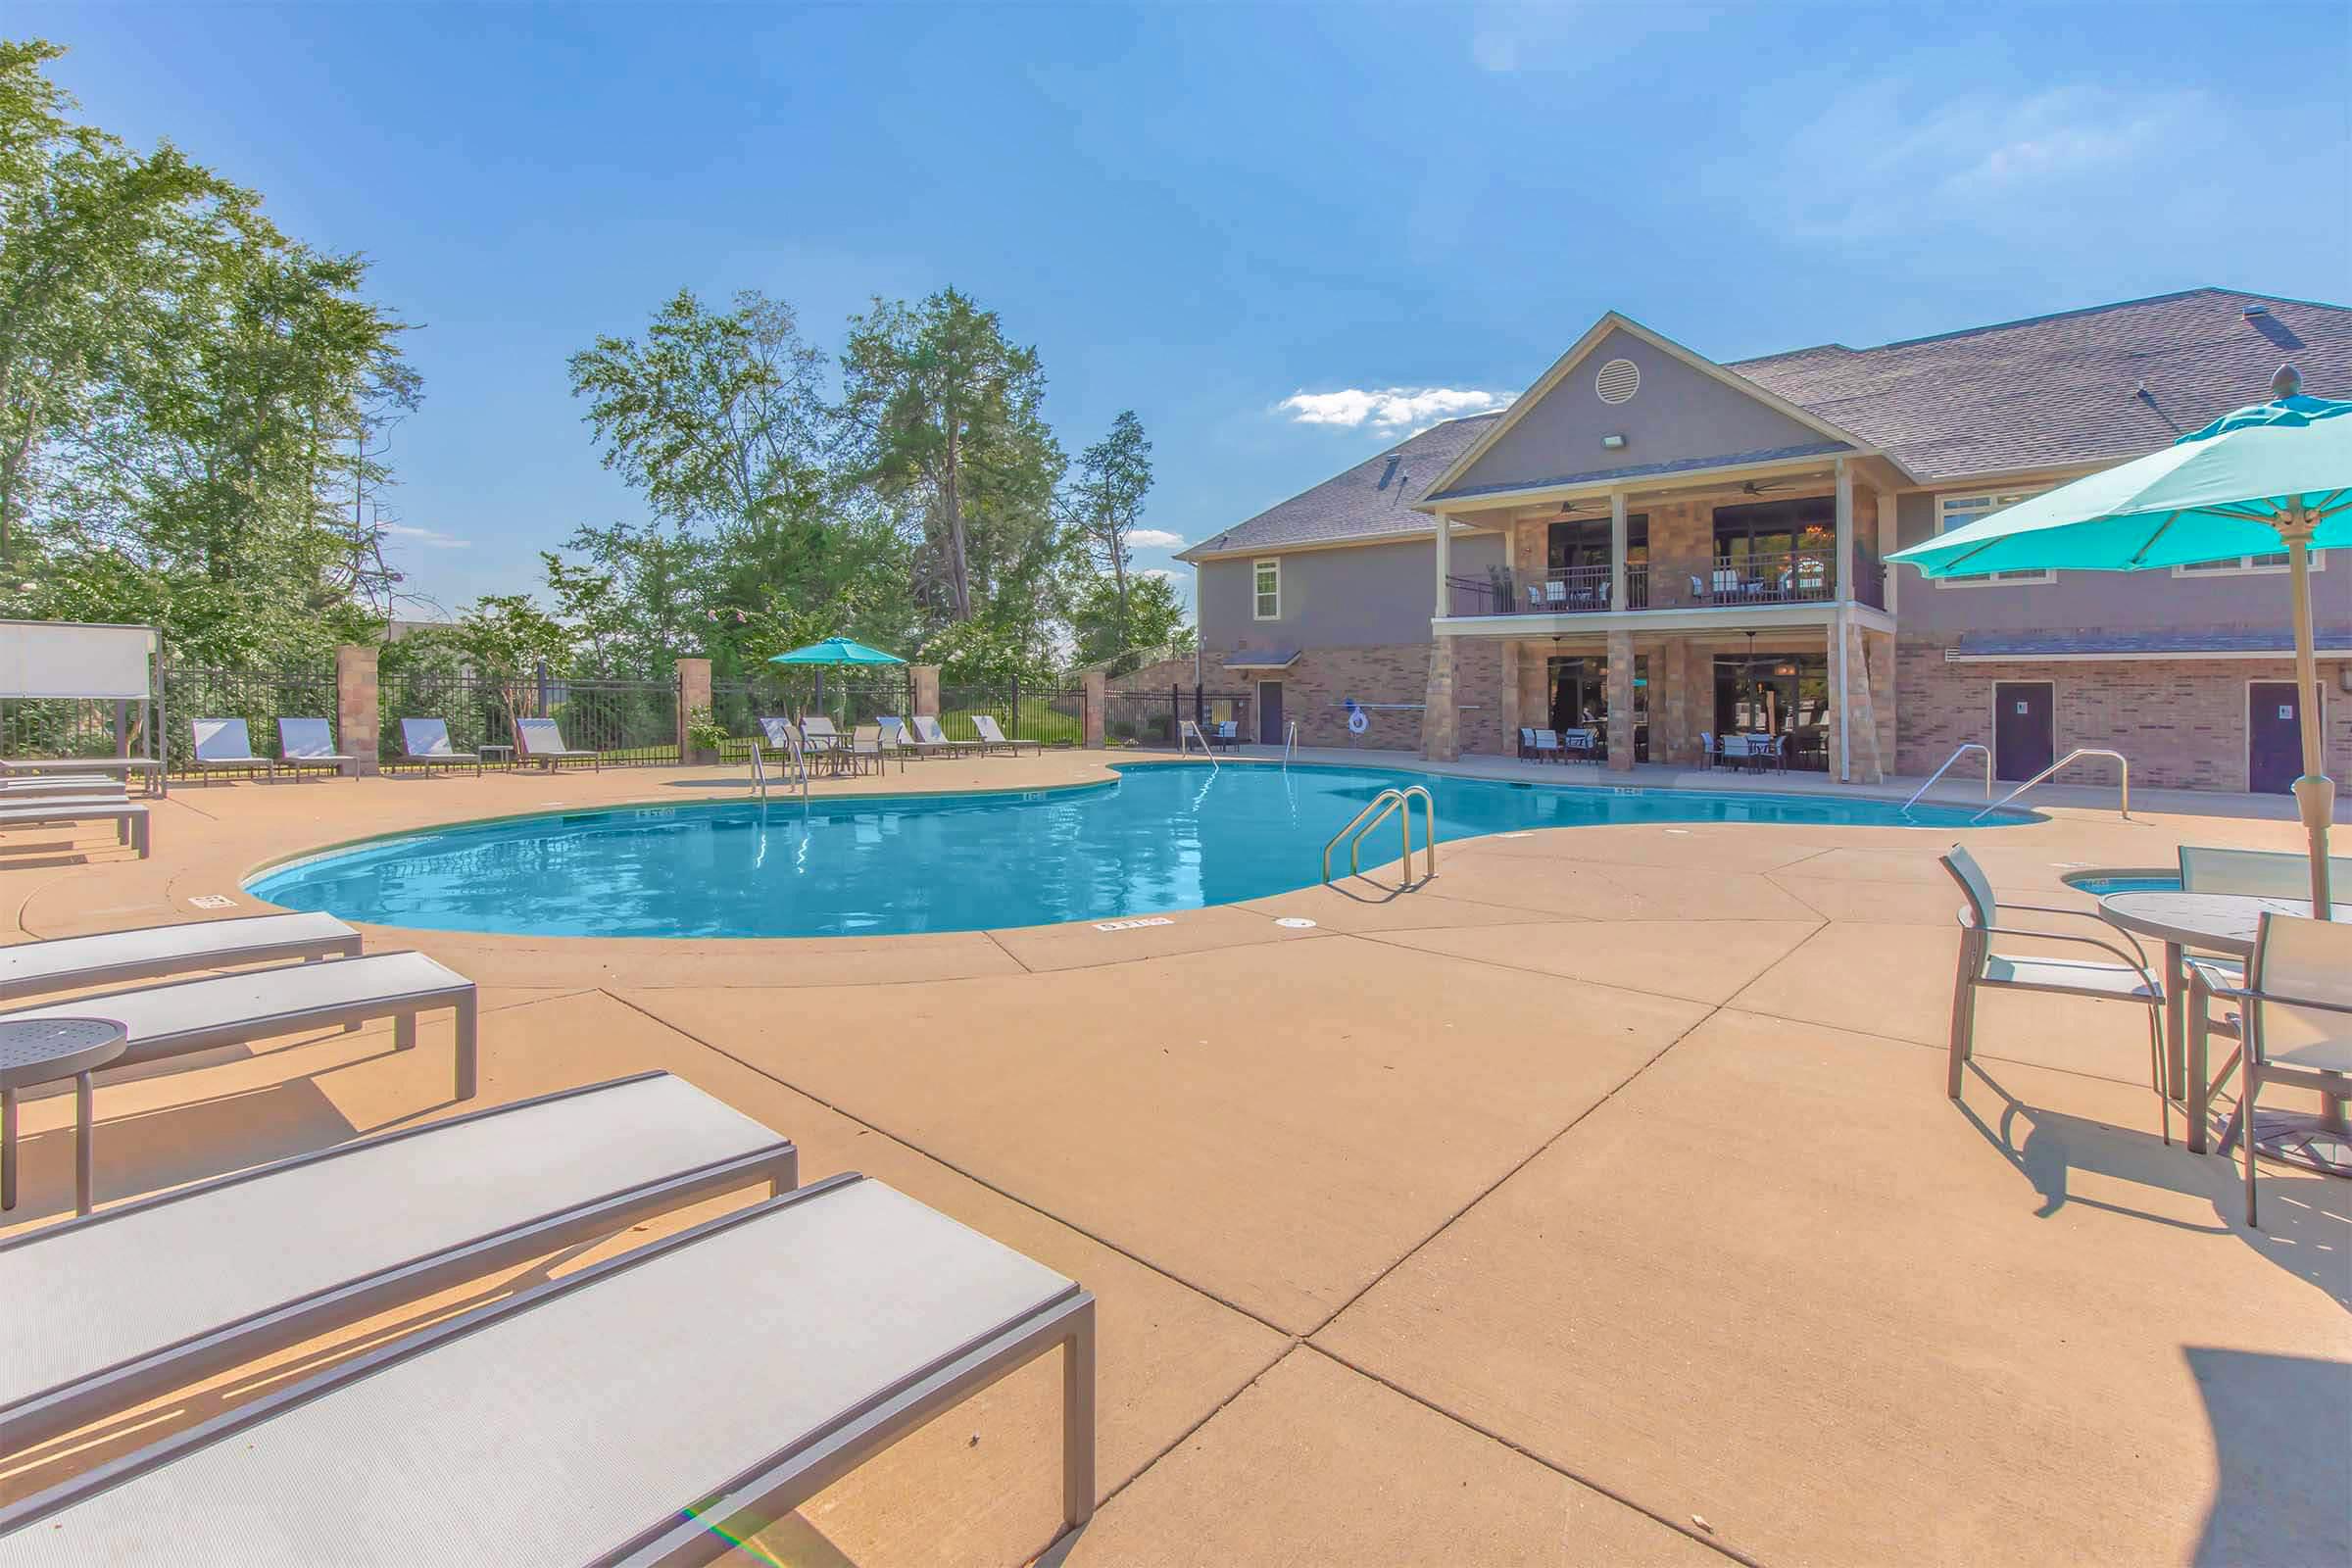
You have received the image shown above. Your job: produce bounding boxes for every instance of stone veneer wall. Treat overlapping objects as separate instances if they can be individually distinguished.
[1897,636,2352,791]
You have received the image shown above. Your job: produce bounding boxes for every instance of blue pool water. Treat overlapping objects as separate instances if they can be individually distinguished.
[2063,873,2180,897]
[247,763,2028,939]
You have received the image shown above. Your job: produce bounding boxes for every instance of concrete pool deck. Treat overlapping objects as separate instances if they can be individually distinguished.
[3,753,2346,1566]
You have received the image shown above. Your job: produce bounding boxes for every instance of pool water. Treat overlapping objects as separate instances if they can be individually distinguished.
[247,763,2026,940]
[2062,873,2180,897]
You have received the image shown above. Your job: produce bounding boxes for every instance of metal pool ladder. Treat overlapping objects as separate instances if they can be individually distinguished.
[751,727,810,805]
[1975,747,2130,821]
[1283,720,1298,767]
[1901,743,1992,814]
[1322,785,1437,888]
[1179,718,1217,769]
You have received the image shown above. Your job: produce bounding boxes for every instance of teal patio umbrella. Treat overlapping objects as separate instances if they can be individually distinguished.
[1890,367,2351,912]
[765,636,907,669]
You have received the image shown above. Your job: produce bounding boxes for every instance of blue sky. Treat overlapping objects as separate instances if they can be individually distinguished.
[21,2,2350,617]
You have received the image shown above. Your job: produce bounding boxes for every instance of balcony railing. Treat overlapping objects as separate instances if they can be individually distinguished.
[1446,549,1885,616]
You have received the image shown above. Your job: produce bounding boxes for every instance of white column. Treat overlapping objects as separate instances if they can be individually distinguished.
[1433,514,1451,618]
[1834,458,1853,602]
[1876,489,1899,615]
[1609,491,1629,612]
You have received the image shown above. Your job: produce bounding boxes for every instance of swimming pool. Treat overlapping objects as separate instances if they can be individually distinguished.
[246,763,2030,939]
[2061,871,2180,897]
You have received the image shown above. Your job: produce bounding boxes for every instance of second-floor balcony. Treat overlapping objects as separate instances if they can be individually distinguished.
[1446,549,1885,617]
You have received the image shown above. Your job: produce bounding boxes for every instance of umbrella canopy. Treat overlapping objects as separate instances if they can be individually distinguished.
[765,636,906,667]
[1889,368,2350,911]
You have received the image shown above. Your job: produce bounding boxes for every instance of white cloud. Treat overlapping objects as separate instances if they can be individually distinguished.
[381,521,471,551]
[1277,387,1514,433]
[1127,528,1186,550]
[1138,567,1181,581]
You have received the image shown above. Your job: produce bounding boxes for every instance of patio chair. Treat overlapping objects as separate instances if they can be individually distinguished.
[2186,912,2352,1226]
[394,717,484,776]
[1206,719,1244,752]
[1544,579,1569,610]
[1561,727,1597,759]
[1522,727,1563,762]
[1524,584,1544,612]
[275,717,353,780]
[1940,846,2169,1142]
[796,714,843,753]
[2179,845,2352,900]
[973,713,1043,755]
[1699,730,1715,768]
[846,723,887,775]
[0,799,149,858]
[0,1072,796,1453]
[912,714,985,756]
[514,716,601,771]
[0,950,478,1102]
[0,1174,1097,1558]
[189,718,270,784]
[0,911,361,1004]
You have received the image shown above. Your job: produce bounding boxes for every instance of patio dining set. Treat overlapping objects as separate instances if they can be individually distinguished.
[1942,843,2352,1226]
[756,712,1042,777]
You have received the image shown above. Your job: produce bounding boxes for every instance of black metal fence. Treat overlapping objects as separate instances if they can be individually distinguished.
[935,680,1087,748]
[708,671,919,758]
[1102,685,1255,750]
[544,675,679,765]
[0,697,155,762]
[162,664,340,771]
[379,667,516,762]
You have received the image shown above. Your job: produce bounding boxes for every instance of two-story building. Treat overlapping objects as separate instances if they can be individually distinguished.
[1182,288,2352,792]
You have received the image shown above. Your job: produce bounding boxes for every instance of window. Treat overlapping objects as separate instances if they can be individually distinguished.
[1252,559,1280,620]
[2174,552,2322,577]
[1935,492,2053,585]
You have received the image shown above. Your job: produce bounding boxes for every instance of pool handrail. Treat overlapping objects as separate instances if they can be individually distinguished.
[1322,785,1437,889]
[1902,743,1992,815]
[1178,719,1217,770]
[1283,720,1298,767]
[1975,747,2130,822]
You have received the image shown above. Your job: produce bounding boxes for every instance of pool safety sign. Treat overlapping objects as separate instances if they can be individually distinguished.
[1094,916,1174,932]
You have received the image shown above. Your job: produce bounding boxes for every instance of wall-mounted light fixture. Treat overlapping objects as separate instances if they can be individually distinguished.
[1600,433,1627,450]
[2338,663,2352,694]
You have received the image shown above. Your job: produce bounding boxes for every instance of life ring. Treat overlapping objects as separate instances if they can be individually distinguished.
[1346,705,1369,736]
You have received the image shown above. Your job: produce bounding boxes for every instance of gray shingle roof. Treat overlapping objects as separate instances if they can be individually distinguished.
[1177,414,1500,561]
[1428,440,1851,503]
[1733,288,2352,483]
[1950,626,2352,660]
[1200,288,2350,557]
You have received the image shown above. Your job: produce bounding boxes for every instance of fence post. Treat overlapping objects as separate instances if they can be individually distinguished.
[911,663,941,719]
[1083,670,1106,749]
[674,657,711,760]
[336,644,379,777]
[1009,672,1020,734]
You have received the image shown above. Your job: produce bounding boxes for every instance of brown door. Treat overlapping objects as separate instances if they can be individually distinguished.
[2248,681,2309,795]
[1257,681,1284,746]
[1993,682,2054,781]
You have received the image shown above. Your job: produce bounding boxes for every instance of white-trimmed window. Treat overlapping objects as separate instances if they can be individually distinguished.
[2173,551,2322,577]
[1252,558,1281,619]
[1935,491,2053,585]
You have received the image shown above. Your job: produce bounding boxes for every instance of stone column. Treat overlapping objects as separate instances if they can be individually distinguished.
[1082,670,1107,748]
[335,644,378,777]
[1609,491,1629,611]
[1605,629,1635,772]
[911,663,941,718]
[1834,458,1854,602]
[1420,638,1459,761]
[1498,642,1522,749]
[674,658,712,759]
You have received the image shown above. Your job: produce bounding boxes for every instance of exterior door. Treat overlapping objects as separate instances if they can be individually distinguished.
[2248,681,2309,795]
[1993,682,2054,781]
[1257,680,1285,745]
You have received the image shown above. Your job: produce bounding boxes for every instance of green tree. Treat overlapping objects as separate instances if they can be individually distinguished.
[1071,569,1193,674]
[1063,409,1153,653]
[838,288,1064,625]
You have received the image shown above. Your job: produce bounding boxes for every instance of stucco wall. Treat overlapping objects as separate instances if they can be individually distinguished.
[1446,327,1838,497]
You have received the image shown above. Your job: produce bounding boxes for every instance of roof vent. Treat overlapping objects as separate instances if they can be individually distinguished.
[1376,455,1401,491]
[2242,304,2271,318]
[1594,358,1641,405]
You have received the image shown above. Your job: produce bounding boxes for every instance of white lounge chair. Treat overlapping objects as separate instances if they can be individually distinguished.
[0,775,125,799]
[912,714,983,756]
[0,950,478,1100]
[0,912,361,1004]
[2187,912,2352,1227]
[514,716,600,771]
[757,715,801,753]
[393,717,484,776]
[0,1173,1096,1559]
[189,718,270,784]
[0,1072,796,1454]
[880,714,944,760]
[972,713,1042,755]
[274,717,352,780]
[0,800,149,858]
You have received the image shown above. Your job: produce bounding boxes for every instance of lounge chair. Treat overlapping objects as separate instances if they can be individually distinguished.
[1,757,162,796]
[0,1072,796,1454]
[0,800,149,858]
[1940,846,2169,1141]
[0,911,361,1004]
[274,717,353,780]
[758,715,802,755]
[912,714,984,756]
[0,950,478,1101]
[2187,912,2352,1226]
[1,775,126,798]
[190,718,270,784]
[882,714,947,760]
[392,717,484,776]
[514,716,600,771]
[972,713,1042,755]
[0,1173,1095,1557]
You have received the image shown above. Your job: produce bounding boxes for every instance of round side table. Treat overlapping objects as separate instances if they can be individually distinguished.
[1,1016,128,1216]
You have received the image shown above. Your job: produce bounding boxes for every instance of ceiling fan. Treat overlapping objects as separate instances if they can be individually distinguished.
[1739,478,1795,497]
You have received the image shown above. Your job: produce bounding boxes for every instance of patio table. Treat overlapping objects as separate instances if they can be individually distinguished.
[2,1015,126,1215]
[2098,889,2352,1172]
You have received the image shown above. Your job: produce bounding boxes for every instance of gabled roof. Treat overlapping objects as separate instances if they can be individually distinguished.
[1418,312,1884,506]
[1732,288,2352,482]
[1177,413,1501,562]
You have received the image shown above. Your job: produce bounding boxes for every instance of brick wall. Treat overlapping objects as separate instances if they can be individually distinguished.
[1897,636,2352,791]
[1211,641,1498,755]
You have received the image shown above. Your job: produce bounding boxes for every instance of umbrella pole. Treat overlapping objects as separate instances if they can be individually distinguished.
[2283,508,2335,916]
